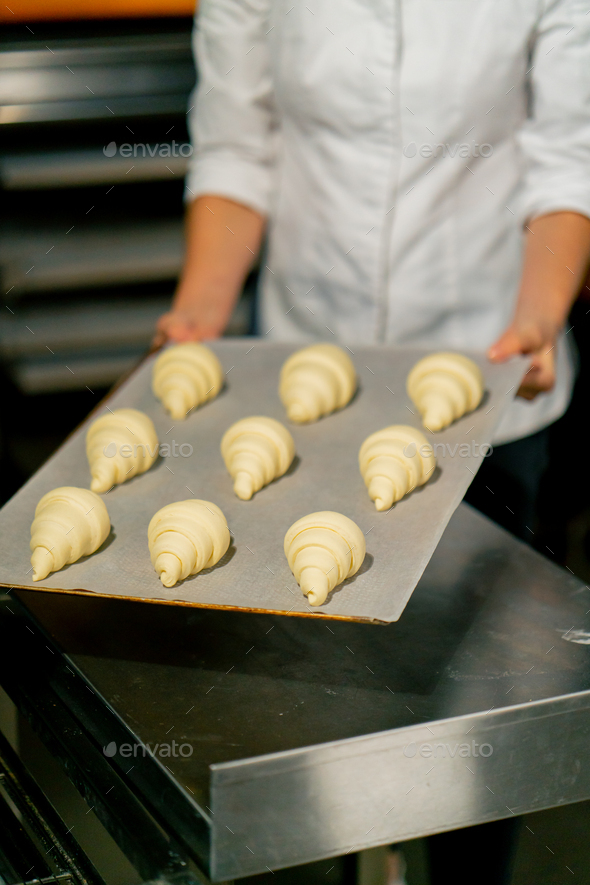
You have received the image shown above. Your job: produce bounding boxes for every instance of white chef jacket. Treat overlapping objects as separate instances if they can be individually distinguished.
[186,0,590,444]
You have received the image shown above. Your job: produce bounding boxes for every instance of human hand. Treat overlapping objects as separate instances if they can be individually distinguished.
[487,320,557,401]
[489,211,590,400]
[153,287,238,348]
[153,195,265,348]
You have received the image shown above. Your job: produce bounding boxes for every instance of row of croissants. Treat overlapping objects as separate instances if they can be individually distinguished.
[152,340,484,431]
[30,490,364,606]
[29,342,484,606]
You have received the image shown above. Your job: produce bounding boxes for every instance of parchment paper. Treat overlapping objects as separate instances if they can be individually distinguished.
[0,341,527,623]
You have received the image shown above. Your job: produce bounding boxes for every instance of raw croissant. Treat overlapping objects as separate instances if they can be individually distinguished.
[279,343,357,423]
[359,425,436,511]
[148,499,230,588]
[407,352,484,431]
[86,408,159,493]
[30,486,110,582]
[221,416,295,500]
[284,511,366,606]
[152,342,223,420]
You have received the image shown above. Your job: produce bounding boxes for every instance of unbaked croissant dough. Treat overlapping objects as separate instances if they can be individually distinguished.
[279,343,357,423]
[407,352,484,431]
[30,486,110,582]
[284,511,366,606]
[221,416,295,500]
[152,342,223,420]
[148,499,230,588]
[359,425,436,511]
[86,408,159,493]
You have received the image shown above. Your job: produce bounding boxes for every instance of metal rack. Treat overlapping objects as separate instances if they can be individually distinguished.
[0,18,254,396]
[0,729,104,885]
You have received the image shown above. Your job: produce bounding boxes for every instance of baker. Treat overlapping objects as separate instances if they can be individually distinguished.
[156,2,590,881]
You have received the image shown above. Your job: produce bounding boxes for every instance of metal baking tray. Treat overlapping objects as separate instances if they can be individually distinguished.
[0,340,526,623]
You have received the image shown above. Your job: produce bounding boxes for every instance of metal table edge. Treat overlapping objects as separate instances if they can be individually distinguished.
[209,688,590,784]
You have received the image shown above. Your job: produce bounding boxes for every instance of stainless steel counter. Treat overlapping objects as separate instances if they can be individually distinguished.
[4,503,590,882]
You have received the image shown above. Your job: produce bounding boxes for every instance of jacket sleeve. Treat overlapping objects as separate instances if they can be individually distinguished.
[184,0,279,215]
[518,0,590,221]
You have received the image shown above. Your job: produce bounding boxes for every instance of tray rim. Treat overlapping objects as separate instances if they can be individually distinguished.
[1,579,387,624]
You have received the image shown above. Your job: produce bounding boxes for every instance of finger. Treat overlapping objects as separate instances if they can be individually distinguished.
[152,314,172,348]
[166,327,197,343]
[487,327,523,362]
[516,351,555,399]
[530,349,555,390]
[159,312,201,343]
[521,370,555,394]
[166,317,224,342]
[517,383,554,400]
[516,388,538,401]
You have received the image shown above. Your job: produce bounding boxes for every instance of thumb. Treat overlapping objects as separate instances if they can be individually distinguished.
[487,327,523,362]
[156,310,199,343]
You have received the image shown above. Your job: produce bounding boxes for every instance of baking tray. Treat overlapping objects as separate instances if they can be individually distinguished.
[0,341,526,623]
